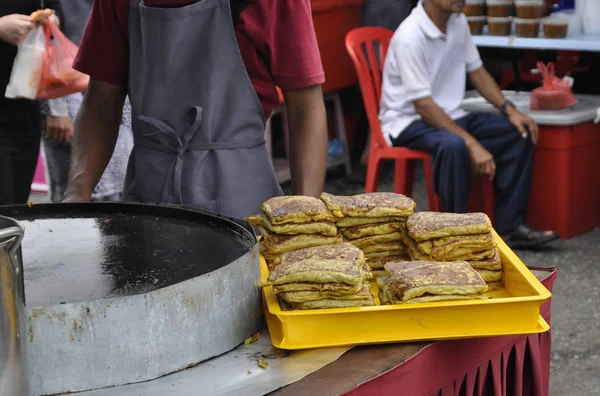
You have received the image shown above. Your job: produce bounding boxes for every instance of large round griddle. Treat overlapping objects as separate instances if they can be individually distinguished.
[0,203,262,396]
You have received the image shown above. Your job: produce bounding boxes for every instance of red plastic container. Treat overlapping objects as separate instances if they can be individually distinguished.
[462,92,600,239]
[312,0,366,93]
[527,122,600,239]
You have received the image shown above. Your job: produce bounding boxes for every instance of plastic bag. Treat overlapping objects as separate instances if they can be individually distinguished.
[530,62,577,111]
[36,20,89,99]
[4,26,46,100]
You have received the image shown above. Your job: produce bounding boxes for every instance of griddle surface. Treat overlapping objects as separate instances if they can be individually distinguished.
[1,204,254,307]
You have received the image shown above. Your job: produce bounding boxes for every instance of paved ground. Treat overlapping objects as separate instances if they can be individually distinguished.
[300,162,600,396]
[30,163,599,395]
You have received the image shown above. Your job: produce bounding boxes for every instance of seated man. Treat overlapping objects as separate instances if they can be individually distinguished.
[380,0,559,248]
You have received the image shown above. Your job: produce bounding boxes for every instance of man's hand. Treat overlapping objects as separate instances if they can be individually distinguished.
[506,107,539,144]
[0,14,33,45]
[46,116,74,147]
[466,139,496,181]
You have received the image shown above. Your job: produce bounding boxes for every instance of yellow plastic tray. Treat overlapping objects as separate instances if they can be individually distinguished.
[261,231,551,350]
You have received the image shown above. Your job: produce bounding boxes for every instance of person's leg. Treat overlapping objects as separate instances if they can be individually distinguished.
[10,133,41,204]
[462,112,533,233]
[0,135,16,205]
[41,134,72,203]
[393,120,471,212]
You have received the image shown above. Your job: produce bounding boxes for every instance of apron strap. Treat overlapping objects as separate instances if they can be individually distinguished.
[136,106,266,203]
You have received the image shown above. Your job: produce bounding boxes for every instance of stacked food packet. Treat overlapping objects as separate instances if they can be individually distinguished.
[403,212,503,288]
[376,261,489,304]
[321,192,415,278]
[245,196,342,270]
[266,243,374,310]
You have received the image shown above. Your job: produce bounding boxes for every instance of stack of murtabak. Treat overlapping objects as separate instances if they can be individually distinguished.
[320,192,415,278]
[245,196,342,270]
[403,212,503,289]
[266,243,374,310]
[377,261,489,304]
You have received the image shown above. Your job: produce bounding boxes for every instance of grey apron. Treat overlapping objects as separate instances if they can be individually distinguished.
[126,0,282,219]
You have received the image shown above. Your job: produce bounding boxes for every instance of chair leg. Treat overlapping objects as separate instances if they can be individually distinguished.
[483,179,496,226]
[328,92,352,176]
[365,153,382,193]
[393,159,415,197]
[423,158,441,212]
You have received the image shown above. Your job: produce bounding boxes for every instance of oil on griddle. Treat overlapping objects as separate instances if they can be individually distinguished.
[3,204,253,307]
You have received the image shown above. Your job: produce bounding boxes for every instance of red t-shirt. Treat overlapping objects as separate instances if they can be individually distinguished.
[74,0,325,118]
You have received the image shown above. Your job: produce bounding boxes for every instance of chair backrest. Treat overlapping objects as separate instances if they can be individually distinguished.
[345,27,394,148]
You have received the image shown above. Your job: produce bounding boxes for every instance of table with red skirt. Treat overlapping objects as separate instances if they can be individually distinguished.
[271,267,556,396]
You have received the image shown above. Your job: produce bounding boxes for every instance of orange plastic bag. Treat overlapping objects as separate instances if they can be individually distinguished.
[37,20,89,99]
[530,62,577,111]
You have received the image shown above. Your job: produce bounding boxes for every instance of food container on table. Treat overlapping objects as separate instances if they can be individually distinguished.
[261,231,551,350]
[543,16,569,38]
[488,16,513,35]
[551,10,581,36]
[467,16,487,35]
[486,0,514,17]
[515,0,544,18]
[515,17,541,36]
[465,0,485,16]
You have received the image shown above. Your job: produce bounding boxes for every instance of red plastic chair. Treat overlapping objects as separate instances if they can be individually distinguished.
[345,27,439,210]
[345,27,495,222]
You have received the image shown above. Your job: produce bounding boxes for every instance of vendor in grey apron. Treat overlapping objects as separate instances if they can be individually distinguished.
[125,0,283,219]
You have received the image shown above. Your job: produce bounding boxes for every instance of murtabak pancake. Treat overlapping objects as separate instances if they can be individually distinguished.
[336,216,407,228]
[361,241,406,254]
[381,261,488,302]
[267,243,366,286]
[273,281,362,296]
[474,269,503,283]
[440,247,497,261]
[365,250,408,259]
[377,277,488,305]
[279,283,372,303]
[347,232,404,249]
[245,212,337,236]
[261,196,336,225]
[341,222,405,240]
[366,254,411,269]
[403,234,430,260]
[260,233,343,255]
[321,192,416,219]
[277,241,365,267]
[468,249,502,270]
[371,270,389,279]
[407,212,492,241]
[416,232,497,260]
[289,287,375,309]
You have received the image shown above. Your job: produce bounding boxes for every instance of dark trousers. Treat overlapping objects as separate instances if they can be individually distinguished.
[392,112,534,233]
[0,130,41,205]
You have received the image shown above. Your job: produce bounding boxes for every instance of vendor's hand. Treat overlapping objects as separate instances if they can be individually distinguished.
[0,14,33,45]
[466,139,496,181]
[46,116,74,147]
[507,108,539,144]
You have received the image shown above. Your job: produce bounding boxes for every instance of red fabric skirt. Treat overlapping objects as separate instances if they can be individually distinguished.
[343,267,557,396]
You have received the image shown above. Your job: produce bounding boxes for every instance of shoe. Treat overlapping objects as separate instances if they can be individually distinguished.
[502,224,560,249]
[346,164,367,185]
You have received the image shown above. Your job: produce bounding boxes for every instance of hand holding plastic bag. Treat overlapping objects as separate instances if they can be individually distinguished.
[37,19,89,99]
[4,25,46,100]
[530,62,577,111]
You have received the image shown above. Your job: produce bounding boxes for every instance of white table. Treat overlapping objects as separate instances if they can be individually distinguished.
[473,34,600,52]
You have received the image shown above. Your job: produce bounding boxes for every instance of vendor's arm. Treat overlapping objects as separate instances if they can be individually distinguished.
[63,0,130,201]
[63,81,125,201]
[269,0,327,197]
[283,85,328,197]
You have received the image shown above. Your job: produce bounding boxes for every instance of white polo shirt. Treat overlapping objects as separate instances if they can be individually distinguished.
[379,2,483,144]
